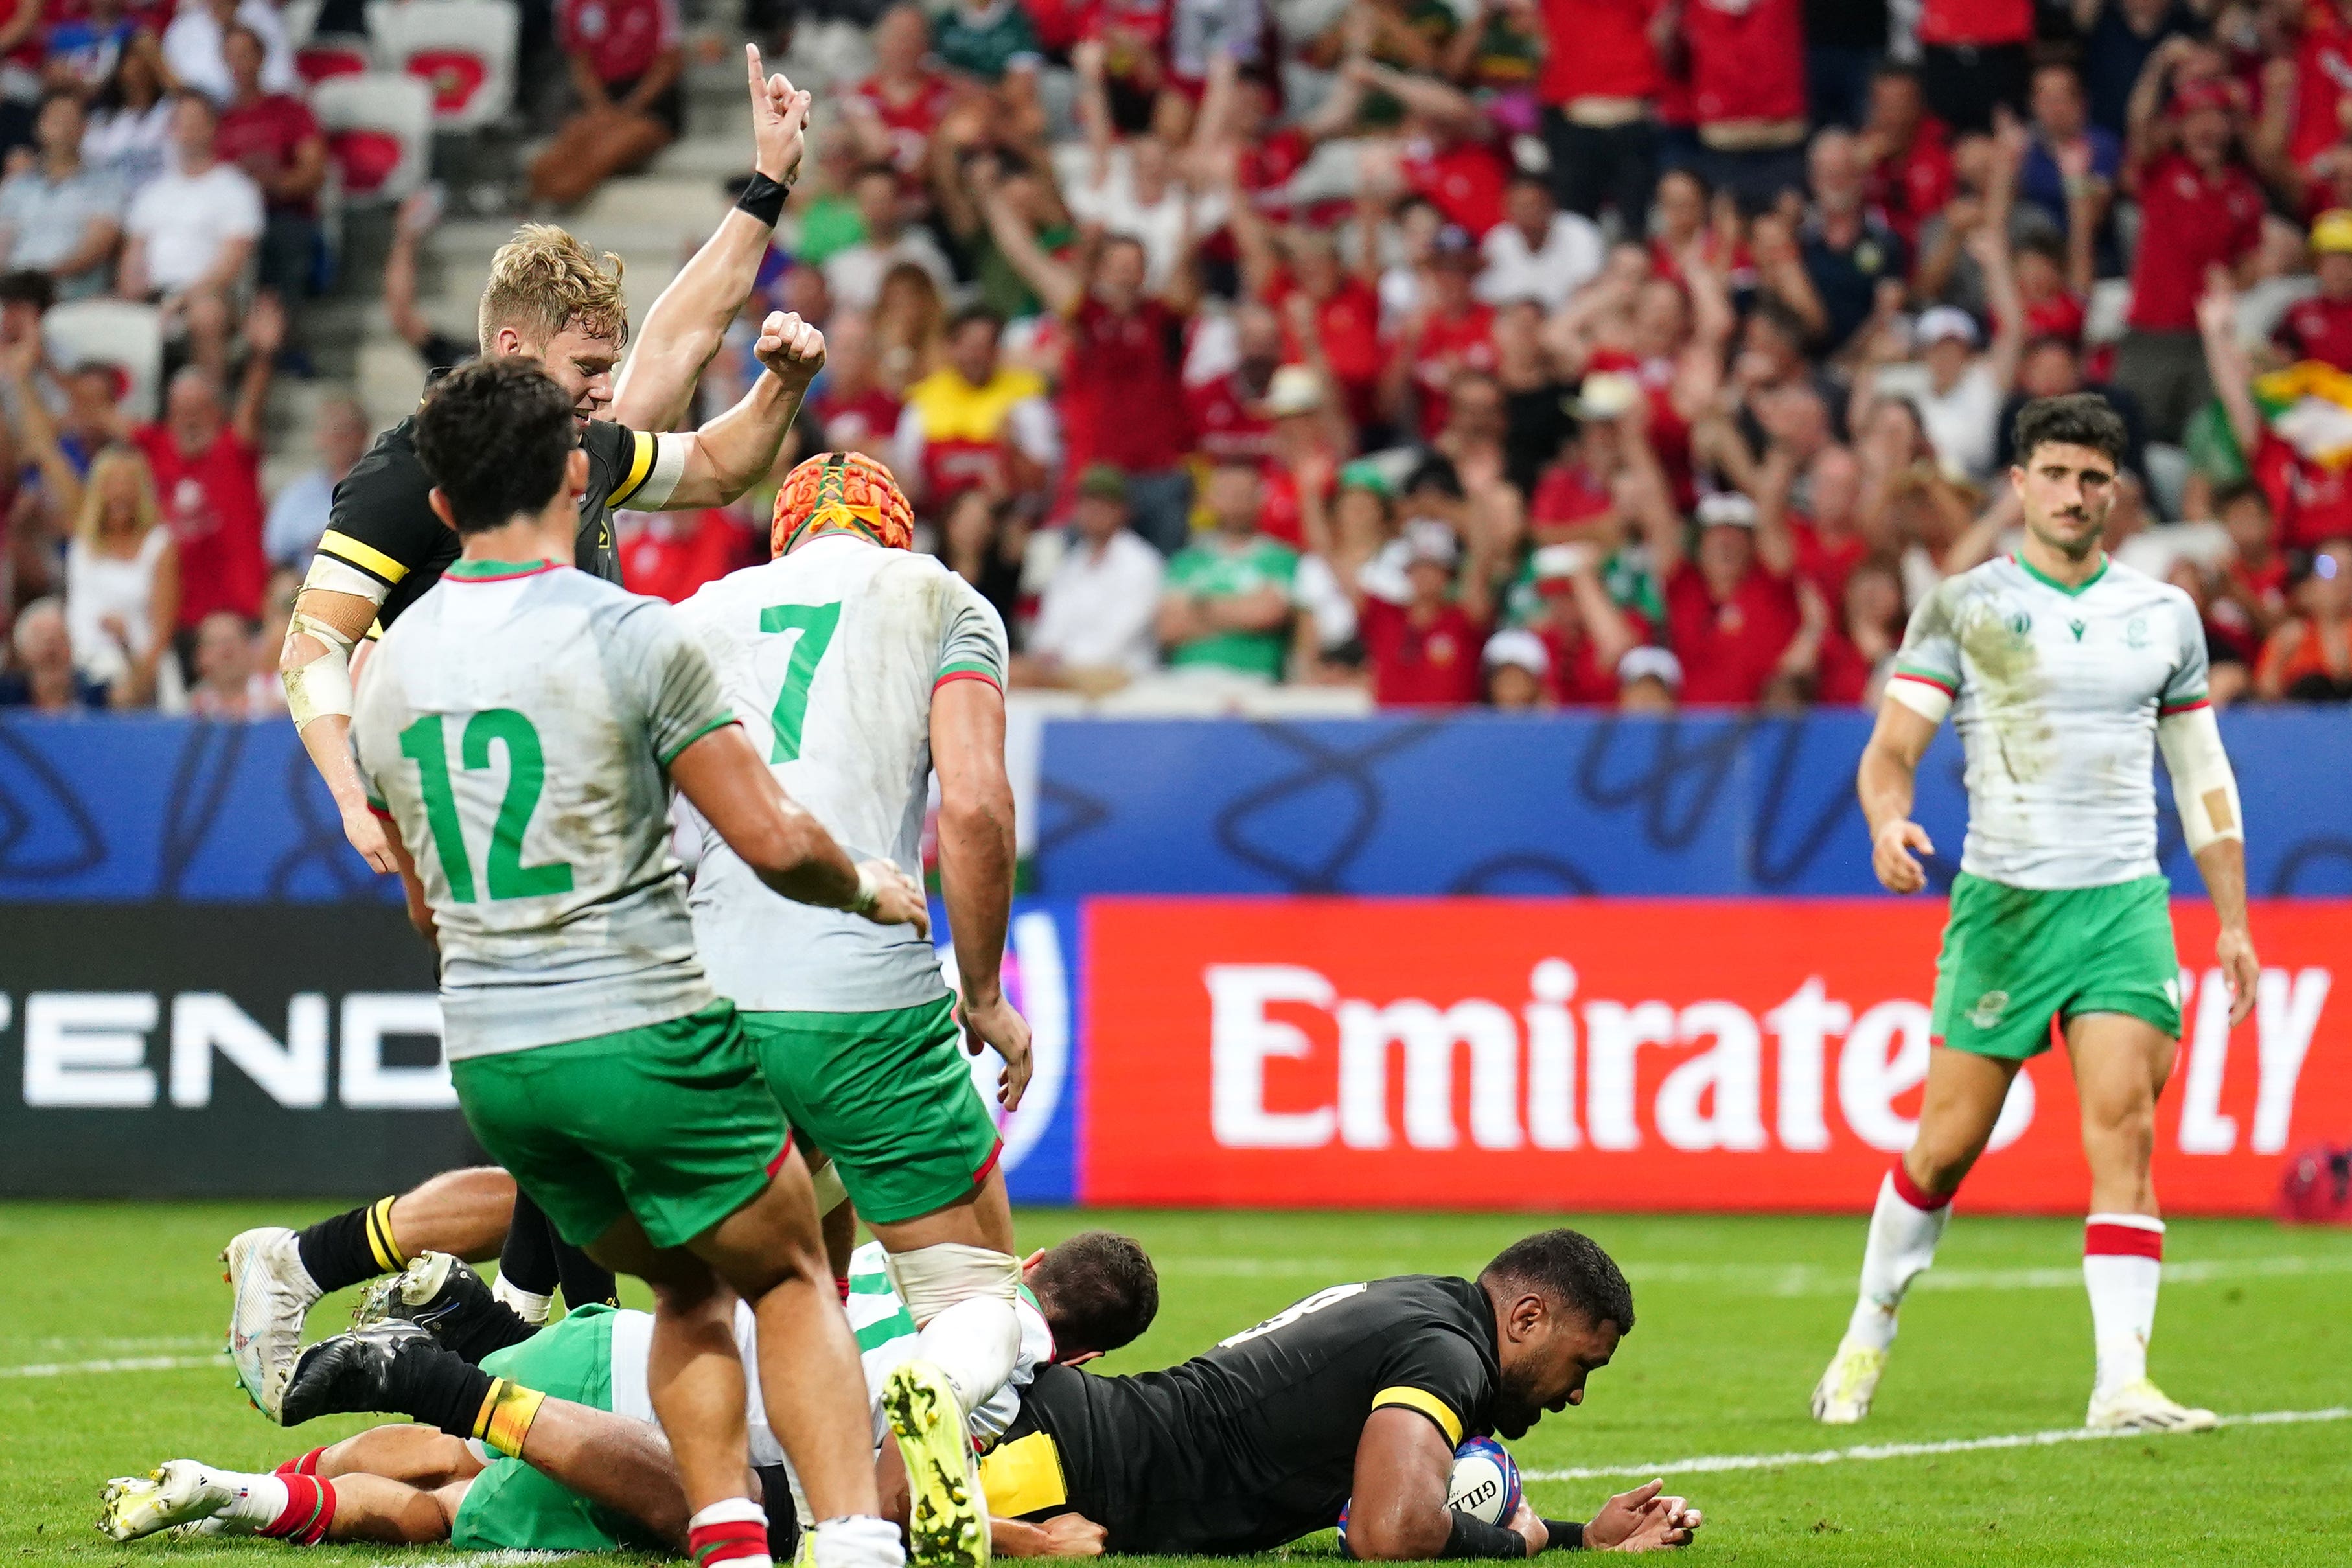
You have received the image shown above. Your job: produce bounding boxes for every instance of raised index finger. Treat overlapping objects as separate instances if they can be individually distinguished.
[746,41,765,102]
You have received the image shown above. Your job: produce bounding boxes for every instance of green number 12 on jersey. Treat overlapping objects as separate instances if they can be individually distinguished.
[398,709,577,903]
[760,601,841,763]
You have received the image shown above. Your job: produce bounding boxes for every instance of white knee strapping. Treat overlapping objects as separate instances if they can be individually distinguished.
[809,1158,848,1216]
[881,1243,1020,1328]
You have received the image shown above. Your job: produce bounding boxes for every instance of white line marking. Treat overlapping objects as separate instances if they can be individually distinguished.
[1521,1407,2352,1482]
[0,1354,225,1379]
[0,1335,219,1354]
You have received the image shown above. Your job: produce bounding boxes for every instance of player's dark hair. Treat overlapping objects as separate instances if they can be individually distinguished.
[1480,1228,1635,1334]
[414,358,579,534]
[1029,1231,1159,1356]
[2011,392,2127,470]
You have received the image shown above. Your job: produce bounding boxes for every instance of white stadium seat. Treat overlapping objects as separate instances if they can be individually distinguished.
[43,299,165,422]
[366,0,518,130]
[311,71,434,203]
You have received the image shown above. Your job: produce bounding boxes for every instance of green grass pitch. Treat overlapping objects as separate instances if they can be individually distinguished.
[4,1204,2349,1566]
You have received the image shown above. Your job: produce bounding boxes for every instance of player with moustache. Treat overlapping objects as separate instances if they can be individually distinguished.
[976,1229,1703,1558]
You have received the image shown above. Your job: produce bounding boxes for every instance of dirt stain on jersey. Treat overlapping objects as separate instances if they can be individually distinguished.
[1945,580,2055,787]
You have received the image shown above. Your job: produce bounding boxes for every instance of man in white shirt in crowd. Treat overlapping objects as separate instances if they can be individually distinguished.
[1478,172,1604,312]
[119,90,263,386]
[824,163,955,312]
[1014,464,1165,693]
[0,91,123,301]
[264,395,371,568]
[163,0,297,104]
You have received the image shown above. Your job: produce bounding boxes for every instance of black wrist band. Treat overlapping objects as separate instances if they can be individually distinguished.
[1539,1520,1584,1552]
[1444,1508,1531,1558]
[735,170,790,226]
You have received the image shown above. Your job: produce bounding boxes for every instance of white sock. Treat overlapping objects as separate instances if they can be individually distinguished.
[211,1470,288,1532]
[809,1512,907,1568]
[491,1272,553,1326]
[2084,1214,2164,1394]
[686,1496,774,1568]
[914,1295,1024,1420]
[1846,1169,1952,1352]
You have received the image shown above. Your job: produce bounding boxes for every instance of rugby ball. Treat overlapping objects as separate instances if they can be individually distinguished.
[1335,1438,1521,1549]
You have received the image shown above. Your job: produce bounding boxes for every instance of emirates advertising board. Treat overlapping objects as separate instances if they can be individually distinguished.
[1077,899,2351,1215]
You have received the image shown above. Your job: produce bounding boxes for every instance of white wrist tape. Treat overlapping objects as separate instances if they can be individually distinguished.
[2156,704,2242,854]
[850,863,881,916]
[881,1243,1021,1328]
[282,610,357,732]
[1885,673,1954,724]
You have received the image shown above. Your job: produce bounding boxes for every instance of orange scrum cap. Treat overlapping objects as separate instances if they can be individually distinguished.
[770,450,916,557]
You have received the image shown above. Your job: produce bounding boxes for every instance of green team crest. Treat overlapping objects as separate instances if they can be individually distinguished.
[1968,989,2011,1029]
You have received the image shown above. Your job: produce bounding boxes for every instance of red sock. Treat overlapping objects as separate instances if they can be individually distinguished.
[1890,1161,1954,1212]
[275,1447,329,1477]
[688,1516,771,1567]
[261,1475,337,1545]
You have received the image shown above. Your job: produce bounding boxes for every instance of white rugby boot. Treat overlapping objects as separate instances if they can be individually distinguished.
[2086,1378,2219,1433]
[97,1461,237,1541]
[1810,1337,1889,1424]
[222,1227,321,1421]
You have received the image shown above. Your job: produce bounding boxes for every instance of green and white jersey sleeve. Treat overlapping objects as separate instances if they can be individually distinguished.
[349,562,726,1059]
[1887,555,2209,890]
[675,536,1008,1013]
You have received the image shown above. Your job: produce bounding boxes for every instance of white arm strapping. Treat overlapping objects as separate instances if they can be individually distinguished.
[2156,704,2243,854]
[282,610,357,732]
[1885,674,1954,724]
[629,432,692,510]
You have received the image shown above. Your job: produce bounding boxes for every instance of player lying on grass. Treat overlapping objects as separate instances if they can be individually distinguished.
[976,1227,1700,1558]
[345,358,953,1568]
[100,1234,1159,1557]
[1812,393,2257,1435]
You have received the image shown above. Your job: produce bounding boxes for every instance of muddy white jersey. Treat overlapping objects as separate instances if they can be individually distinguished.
[1888,554,2209,890]
[350,560,734,1058]
[674,535,1008,1012]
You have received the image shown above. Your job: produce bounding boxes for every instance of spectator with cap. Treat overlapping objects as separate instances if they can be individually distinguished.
[2273,211,2352,372]
[1512,539,1650,706]
[0,91,122,301]
[1641,487,1803,706]
[1357,517,1495,708]
[0,597,121,709]
[1021,463,1166,692]
[1856,235,2025,481]
[2112,51,2265,443]
[117,90,264,389]
[1482,626,1551,709]
[1617,643,1681,711]
[1478,172,1604,312]
[1157,459,1298,682]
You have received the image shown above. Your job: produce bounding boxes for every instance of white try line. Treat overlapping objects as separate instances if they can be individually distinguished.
[1160,1253,2352,1296]
[1520,1406,2352,1482]
[0,1353,225,1379]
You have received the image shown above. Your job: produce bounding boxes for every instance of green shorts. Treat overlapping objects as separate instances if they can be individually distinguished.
[1929,873,2182,1061]
[450,1001,789,1252]
[740,996,1002,1226]
[450,1305,659,1554]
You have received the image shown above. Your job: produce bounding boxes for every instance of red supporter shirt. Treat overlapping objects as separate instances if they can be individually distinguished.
[1538,0,1661,104]
[620,510,751,602]
[2274,294,2352,371]
[557,0,677,87]
[1407,303,1498,440]
[2126,152,2265,332]
[1917,0,2033,46]
[135,423,264,628]
[1065,297,1190,472]
[1812,628,1875,704]
[1543,606,1652,705]
[1792,518,1867,605]
[1685,0,1804,126]
[216,93,322,219]
[811,385,904,452]
[2252,433,2352,550]
[1186,371,1276,466]
[1236,128,1313,221]
[1255,464,1330,549]
[854,72,958,175]
[2291,19,2352,170]
[1268,271,1383,422]
[1866,121,1955,250]
[1586,346,1694,503]
[1529,461,1614,536]
[1361,598,1489,706]
[1401,140,1510,235]
[1665,558,1801,704]
[2025,289,2087,345]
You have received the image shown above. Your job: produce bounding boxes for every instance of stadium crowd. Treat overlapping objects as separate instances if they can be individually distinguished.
[6,0,2352,713]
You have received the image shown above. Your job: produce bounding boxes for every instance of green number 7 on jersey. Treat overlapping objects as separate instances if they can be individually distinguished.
[761,602,841,763]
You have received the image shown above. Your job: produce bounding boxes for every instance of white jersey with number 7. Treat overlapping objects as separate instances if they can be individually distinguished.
[674,533,1009,1013]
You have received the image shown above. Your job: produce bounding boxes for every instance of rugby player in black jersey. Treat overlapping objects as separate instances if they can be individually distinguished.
[276,43,818,882]
[978,1228,1700,1557]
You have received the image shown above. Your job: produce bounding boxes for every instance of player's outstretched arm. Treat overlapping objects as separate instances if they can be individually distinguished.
[1858,696,1942,895]
[655,312,826,510]
[1349,1409,1541,1559]
[608,44,809,433]
[933,675,1033,1109]
[281,586,394,873]
[669,721,929,934]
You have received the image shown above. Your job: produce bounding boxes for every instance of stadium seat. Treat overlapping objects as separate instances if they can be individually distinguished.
[288,0,375,90]
[43,299,165,422]
[366,0,517,130]
[311,71,434,202]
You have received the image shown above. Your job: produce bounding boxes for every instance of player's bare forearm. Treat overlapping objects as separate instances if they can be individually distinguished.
[1345,1409,1461,1560]
[669,723,864,910]
[610,210,779,432]
[1856,700,1937,837]
[934,680,1017,1004]
[2195,836,2260,1023]
[663,372,806,509]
